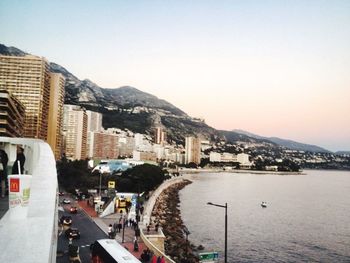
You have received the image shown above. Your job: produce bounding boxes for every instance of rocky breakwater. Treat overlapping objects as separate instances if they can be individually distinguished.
[151,179,200,263]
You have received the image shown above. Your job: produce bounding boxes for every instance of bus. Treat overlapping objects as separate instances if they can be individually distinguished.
[91,239,141,263]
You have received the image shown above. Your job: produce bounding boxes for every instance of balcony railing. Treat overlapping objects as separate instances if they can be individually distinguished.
[0,137,58,263]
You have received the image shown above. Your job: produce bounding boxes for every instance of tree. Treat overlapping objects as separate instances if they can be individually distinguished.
[119,164,166,192]
[199,158,209,168]
[186,162,198,168]
[56,159,97,193]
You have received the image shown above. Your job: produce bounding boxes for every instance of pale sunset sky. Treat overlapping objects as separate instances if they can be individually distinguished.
[1,1,349,151]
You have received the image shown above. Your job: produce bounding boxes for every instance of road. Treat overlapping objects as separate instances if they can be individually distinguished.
[57,196,107,263]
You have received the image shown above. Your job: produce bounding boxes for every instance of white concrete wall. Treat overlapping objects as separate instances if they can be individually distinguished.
[0,137,58,263]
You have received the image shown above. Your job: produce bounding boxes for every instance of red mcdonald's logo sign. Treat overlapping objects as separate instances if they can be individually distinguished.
[10,178,20,192]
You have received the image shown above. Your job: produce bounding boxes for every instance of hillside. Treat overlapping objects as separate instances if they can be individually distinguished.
[0,43,337,151]
[0,44,222,144]
[233,129,331,153]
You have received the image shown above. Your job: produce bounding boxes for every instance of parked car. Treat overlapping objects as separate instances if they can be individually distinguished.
[65,227,80,239]
[60,215,72,226]
[69,206,78,214]
[62,198,71,204]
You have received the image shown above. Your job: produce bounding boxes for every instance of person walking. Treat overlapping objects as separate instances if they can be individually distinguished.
[133,237,139,252]
[108,224,113,239]
[135,226,140,240]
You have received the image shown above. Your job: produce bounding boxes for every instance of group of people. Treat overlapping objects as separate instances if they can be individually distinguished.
[146,221,160,233]
[0,145,25,198]
[139,250,165,263]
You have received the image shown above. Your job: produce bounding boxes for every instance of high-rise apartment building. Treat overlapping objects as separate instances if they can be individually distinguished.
[185,136,201,164]
[63,105,87,160]
[0,89,25,137]
[47,73,65,160]
[154,127,166,145]
[0,55,51,139]
[87,131,119,159]
[86,110,103,132]
[134,133,144,149]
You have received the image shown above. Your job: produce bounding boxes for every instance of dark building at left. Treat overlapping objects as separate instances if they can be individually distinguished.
[0,89,25,137]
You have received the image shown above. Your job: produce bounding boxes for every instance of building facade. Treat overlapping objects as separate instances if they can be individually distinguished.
[185,136,201,164]
[47,73,65,160]
[62,105,87,160]
[154,127,166,145]
[87,131,119,159]
[86,110,103,132]
[0,55,51,139]
[0,90,25,137]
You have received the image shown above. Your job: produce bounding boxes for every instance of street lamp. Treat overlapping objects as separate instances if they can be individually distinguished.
[207,202,228,263]
[99,167,102,197]
[122,216,126,243]
[183,226,191,258]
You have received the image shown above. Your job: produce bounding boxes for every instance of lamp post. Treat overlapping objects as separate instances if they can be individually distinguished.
[207,202,227,263]
[99,167,102,197]
[122,216,126,243]
[183,226,191,258]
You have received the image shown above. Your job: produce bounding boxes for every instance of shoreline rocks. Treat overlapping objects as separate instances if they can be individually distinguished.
[151,179,200,263]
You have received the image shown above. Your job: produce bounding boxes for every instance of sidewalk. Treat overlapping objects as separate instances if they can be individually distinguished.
[78,200,145,259]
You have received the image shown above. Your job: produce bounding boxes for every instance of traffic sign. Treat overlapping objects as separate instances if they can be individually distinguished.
[108,181,115,189]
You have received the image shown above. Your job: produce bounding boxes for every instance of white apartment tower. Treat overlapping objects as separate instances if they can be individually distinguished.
[86,110,103,132]
[63,105,87,160]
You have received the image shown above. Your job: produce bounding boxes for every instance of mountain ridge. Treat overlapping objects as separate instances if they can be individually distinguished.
[233,129,331,153]
[0,43,339,152]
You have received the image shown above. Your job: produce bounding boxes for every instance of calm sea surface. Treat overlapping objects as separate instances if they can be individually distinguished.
[179,170,350,262]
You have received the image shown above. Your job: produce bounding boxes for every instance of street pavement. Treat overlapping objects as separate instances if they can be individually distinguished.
[57,198,107,263]
[77,200,146,260]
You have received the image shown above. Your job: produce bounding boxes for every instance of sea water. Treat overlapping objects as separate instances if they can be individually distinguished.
[179,170,350,262]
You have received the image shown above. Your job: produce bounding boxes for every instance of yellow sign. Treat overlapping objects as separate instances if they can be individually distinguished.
[108,181,115,189]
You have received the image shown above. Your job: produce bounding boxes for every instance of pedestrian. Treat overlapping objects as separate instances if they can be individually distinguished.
[135,226,140,240]
[0,147,8,198]
[113,222,118,233]
[147,224,150,233]
[117,222,122,233]
[108,224,113,238]
[157,256,161,263]
[160,256,165,263]
[133,237,139,252]
[140,250,148,262]
[140,206,144,214]
[155,223,159,232]
[12,146,25,175]
[151,255,157,263]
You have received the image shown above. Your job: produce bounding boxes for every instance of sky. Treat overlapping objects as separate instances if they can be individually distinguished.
[1,0,349,151]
